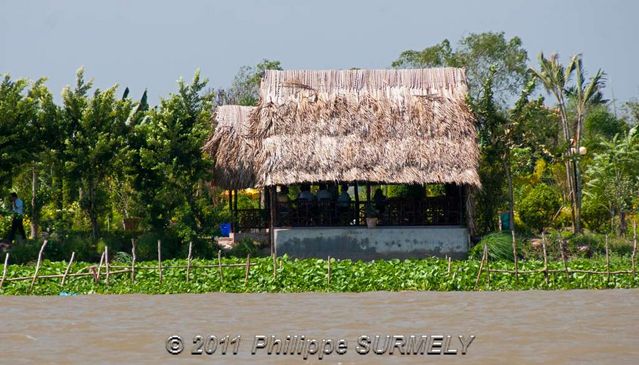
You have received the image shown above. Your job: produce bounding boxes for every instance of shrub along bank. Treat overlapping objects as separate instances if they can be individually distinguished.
[1,256,637,295]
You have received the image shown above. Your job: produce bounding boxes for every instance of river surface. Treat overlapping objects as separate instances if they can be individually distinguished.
[0,290,638,364]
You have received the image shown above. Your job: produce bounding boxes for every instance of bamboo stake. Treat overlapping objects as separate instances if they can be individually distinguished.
[157,240,163,284]
[560,240,569,279]
[217,250,224,283]
[131,238,136,282]
[61,252,75,286]
[186,241,193,282]
[511,229,519,282]
[95,251,105,283]
[605,234,610,284]
[272,253,277,278]
[447,256,452,275]
[105,246,110,285]
[474,243,487,289]
[0,253,9,289]
[485,247,490,288]
[542,233,549,285]
[327,256,332,286]
[632,220,637,278]
[29,240,48,293]
[244,254,250,286]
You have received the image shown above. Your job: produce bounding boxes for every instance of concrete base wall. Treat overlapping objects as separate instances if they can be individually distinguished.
[274,226,469,260]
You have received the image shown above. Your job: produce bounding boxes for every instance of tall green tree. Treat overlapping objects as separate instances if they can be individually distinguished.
[530,53,605,233]
[132,70,214,239]
[223,59,282,106]
[392,32,528,103]
[584,127,639,235]
[62,68,132,239]
[0,76,31,192]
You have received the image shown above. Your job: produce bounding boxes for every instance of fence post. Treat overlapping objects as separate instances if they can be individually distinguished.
[272,253,277,279]
[61,252,75,286]
[632,220,637,278]
[605,234,610,284]
[542,233,549,286]
[217,250,224,284]
[29,240,48,293]
[511,230,519,283]
[0,253,9,289]
[474,243,487,289]
[560,239,569,279]
[96,251,105,283]
[131,238,137,282]
[105,246,110,285]
[244,254,251,286]
[186,241,193,282]
[327,256,332,286]
[485,246,490,288]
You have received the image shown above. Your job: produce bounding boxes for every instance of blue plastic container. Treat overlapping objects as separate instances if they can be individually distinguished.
[220,223,231,237]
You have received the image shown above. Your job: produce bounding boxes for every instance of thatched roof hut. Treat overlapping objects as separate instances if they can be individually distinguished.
[203,105,257,189]
[251,68,480,188]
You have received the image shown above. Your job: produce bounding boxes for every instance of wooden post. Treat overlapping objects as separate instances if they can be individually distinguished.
[217,250,224,283]
[131,238,136,282]
[29,240,48,292]
[244,254,251,286]
[366,183,371,202]
[269,186,277,257]
[474,243,487,289]
[61,252,75,286]
[186,241,193,282]
[157,239,163,284]
[560,240,569,279]
[485,247,490,288]
[541,233,549,285]
[96,251,105,283]
[511,229,519,283]
[447,256,452,275]
[272,253,277,278]
[0,253,9,289]
[632,220,637,278]
[327,256,332,286]
[105,246,110,285]
[605,234,610,284]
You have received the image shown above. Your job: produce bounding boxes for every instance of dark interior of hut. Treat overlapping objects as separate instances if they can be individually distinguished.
[229,183,465,231]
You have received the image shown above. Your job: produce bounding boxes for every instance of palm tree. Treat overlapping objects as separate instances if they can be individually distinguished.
[530,53,605,233]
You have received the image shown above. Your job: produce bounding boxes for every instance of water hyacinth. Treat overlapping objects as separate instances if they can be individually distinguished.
[1,256,637,295]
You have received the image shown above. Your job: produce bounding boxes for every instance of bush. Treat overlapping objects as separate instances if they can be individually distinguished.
[471,232,519,261]
[135,230,181,261]
[582,199,610,232]
[518,183,561,232]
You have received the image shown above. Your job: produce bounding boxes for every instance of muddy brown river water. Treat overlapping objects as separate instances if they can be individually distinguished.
[0,290,637,364]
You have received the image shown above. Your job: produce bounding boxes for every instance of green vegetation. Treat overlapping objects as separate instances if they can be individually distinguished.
[1,32,638,269]
[1,256,637,295]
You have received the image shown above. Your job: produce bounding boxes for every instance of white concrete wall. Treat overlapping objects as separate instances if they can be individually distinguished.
[275,226,469,260]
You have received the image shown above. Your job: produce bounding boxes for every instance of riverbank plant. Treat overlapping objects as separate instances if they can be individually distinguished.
[1,256,637,295]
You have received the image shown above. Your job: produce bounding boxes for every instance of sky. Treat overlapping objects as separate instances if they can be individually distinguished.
[1,0,638,106]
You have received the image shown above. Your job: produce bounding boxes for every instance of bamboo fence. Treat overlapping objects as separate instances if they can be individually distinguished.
[0,239,256,291]
[0,221,637,292]
[475,222,638,289]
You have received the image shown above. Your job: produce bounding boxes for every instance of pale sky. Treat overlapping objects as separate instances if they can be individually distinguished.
[1,0,637,106]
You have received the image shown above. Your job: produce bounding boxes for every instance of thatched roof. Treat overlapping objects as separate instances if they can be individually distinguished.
[203,105,257,189]
[251,68,480,187]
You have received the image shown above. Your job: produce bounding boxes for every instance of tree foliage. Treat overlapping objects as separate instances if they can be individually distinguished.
[392,32,528,103]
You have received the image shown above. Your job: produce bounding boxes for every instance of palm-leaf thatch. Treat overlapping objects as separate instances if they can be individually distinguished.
[203,105,257,189]
[252,68,480,187]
